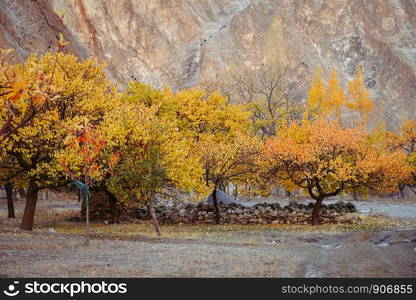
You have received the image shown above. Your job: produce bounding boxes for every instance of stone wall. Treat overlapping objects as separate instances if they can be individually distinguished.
[136,201,358,225]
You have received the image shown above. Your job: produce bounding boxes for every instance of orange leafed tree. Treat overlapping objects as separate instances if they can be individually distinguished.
[263,119,410,225]
[387,119,416,193]
[60,124,113,244]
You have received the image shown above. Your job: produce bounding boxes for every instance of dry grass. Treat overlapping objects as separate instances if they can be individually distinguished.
[1,206,416,277]
[2,207,415,243]
[26,213,416,244]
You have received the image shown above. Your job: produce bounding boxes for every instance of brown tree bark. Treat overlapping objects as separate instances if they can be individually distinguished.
[5,182,15,218]
[84,202,90,245]
[212,188,221,224]
[311,198,323,225]
[148,205,161,236]
[107,191,119,224]
[17,188,26,201]
[21,181,39,231]
[398,184,405,198]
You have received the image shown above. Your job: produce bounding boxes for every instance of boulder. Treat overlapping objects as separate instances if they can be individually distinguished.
[206,190,239,205]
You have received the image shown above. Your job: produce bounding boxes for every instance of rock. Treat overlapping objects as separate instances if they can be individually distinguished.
[345,202,357,212]
[269,211,278,217]
[271,203,281,210]
[374,241,390,247]
[178,209,186,217]
[271,220,280,225]
[206,190,239,205]
[47,228,56,233]
[234,208,243,214]
[66,216,81,222]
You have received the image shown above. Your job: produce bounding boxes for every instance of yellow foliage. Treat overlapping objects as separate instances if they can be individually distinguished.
[195,131,262,190]
[346,68,374,126]
[0,50,117,188]
[306,68,327,118]
[306,68,373,127]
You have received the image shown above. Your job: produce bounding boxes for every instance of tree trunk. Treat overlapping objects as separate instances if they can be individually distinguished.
[5,182,15,218]
[311,198,323,225]
[18,188,26,201]
[148,205,161,236]
[352,189,358,201]
[21,182,39,231]
[399,184,405,198]
[84,202,90,245]
[212,188,221,225]
[107,191,119,224]
[233,183,238,198]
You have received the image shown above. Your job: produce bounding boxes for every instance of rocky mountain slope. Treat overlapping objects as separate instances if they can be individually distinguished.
[1,0,415,128]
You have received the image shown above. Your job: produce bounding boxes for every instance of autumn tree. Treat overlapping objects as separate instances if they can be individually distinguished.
[196,133,261,224]
[306,69,346,123]
[264,119,410,225]
[0,46,116,231]
[306,68,373,127]
[306,68,327,118]
[346,68,374,126]
[0,44,61,144]
[387,119,416,193]
[100,100,202,235]
[59,124,110,244]
[325,69,346,123]
[124,83,257,224]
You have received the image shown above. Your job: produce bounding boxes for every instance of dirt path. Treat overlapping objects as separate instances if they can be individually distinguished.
[1,227,415,277]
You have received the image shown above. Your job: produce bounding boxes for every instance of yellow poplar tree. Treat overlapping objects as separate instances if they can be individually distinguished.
[325,69,346,123]
[306,68,326,118]
[346,68,374,126]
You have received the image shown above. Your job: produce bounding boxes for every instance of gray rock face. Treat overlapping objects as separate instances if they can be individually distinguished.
[1,0,415,128]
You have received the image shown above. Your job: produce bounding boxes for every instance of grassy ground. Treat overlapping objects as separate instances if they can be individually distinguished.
[1,197,416,277]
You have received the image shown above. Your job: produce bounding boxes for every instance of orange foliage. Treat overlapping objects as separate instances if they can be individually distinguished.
[263,119,410,223]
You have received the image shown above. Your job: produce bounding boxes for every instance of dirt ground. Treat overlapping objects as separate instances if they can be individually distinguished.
[1,195,416,277]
